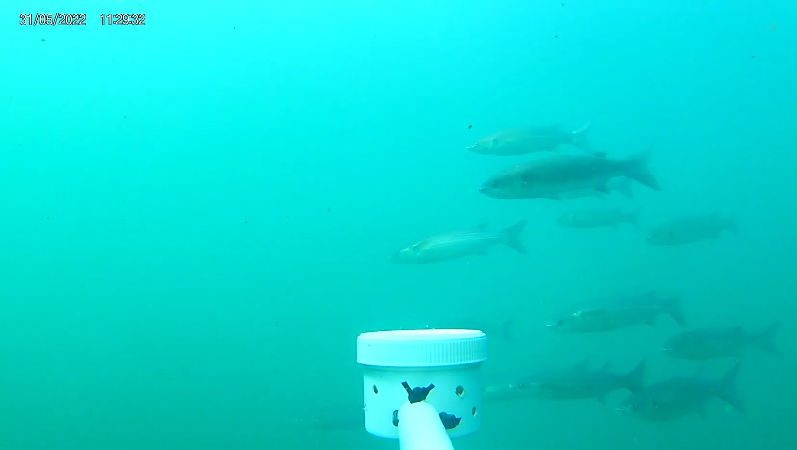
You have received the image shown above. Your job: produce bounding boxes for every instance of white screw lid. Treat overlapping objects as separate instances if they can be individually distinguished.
[357,329,487,368]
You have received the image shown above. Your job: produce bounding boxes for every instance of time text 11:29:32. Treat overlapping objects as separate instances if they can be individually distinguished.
[100,14,146,25]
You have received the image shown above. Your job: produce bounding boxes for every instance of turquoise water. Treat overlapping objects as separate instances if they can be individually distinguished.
[1,1,796,449]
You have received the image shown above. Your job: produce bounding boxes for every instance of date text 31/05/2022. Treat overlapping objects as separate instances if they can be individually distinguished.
[19,14,145,26]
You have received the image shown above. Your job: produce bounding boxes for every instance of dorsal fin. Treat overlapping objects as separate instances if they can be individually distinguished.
[599,362,612,372]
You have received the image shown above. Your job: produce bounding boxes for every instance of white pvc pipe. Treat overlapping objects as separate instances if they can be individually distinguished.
[397,401,455,450]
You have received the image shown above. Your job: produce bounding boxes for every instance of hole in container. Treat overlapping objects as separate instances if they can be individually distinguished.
[373,385,379,394]
[455,385,465,397]
[472,406,477,416]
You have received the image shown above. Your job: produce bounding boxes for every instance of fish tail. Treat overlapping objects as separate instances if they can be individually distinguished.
[570,121,592,153]
[501,220,527,255]
[622,146,662,191]
[627,209,641,231]
[718,362,745,413]
[665,295,687,327]
[752,322,781,357]
[625,359,646,392]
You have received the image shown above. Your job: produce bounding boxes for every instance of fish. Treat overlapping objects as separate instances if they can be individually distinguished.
[485,359,646,405]
[389,221,527,264]
[645,213,738,246]
[661,323,780,360]
[466,123,592,155]
[481,381,537,404]
[478,150,661,200]
[547,291,686,333]
[617,363,744,421]
[557,207,640,230]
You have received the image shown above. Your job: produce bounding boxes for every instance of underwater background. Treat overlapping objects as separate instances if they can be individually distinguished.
[1,0,796,449]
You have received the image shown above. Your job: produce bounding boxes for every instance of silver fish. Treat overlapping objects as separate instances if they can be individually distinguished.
[646,213,737,246]
[466,123,592,155]
[557,207,640,230]
[389,221,526,264]
[618,363,744,421]
[547,291,686,333]
[661,323,780,360]
[486,359,646,406]
[479,151,661,200]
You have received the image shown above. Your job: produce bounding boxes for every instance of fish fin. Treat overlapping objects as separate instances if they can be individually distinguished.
[627,210,641,231]
[570,121,592,153]
[718,362,745,413]
[595,183,610,194]
[595,395,607,406]
[599,362,612,372]
[473,223,490,231]
[501,220,527,255]
[645,317,657,327]
[613,176,635,199]
[622,146,662,191]
[594,152,607,158]
[411,241,430,251]
[625,360,646,392]
[546,124,561,130]
[665,295,687,327]
[752,322,781,357]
